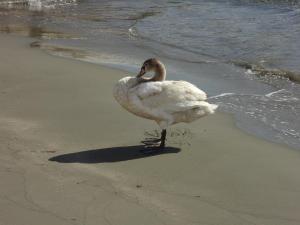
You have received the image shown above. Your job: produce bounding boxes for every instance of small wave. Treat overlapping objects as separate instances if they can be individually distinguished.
[211,92,300,149]
[265,89,286,97]
[0,0,77,10]
[0,24,78,39]
[265,89,299,101]
[130,22,221,64]
[127,11,160,21]
[233,61,300,83]
[31,41,140,71]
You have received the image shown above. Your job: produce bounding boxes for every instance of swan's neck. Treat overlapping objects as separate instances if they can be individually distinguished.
[153,62,166,81]
[139,62,166,83]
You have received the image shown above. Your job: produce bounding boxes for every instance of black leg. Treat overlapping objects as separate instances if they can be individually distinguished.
[140,129,167,154]
[160,129,167,148]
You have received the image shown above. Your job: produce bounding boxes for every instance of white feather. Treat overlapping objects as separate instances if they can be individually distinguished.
[114,77,218,129]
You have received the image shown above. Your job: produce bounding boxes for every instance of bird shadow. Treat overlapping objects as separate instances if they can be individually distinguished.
[49,145,181,163]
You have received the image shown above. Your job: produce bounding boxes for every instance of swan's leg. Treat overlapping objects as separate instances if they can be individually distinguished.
[141,119,170,152]
[140,129,166,154]
[160,129,166,148]
[142,129,166,147]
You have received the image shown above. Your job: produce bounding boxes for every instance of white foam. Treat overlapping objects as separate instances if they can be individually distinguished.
[265,89,285,97]
[207,93,235,99]
[245,69,255,75]
[265,89,299,102]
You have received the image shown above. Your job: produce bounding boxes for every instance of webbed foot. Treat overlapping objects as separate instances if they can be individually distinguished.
[141,138,162,145]
[140,129,166,154]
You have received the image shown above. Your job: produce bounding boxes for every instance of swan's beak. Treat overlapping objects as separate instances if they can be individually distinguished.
[137,66,146,77]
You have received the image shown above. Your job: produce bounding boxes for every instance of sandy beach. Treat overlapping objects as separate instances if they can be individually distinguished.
[1,34,300,225]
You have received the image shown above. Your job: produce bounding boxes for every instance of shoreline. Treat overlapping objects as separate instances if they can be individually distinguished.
[31,37,300,150]
[1,33,300,225]
[23,34,300,150]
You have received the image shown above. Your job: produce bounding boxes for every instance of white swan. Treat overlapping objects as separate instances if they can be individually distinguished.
[113,58,218,151]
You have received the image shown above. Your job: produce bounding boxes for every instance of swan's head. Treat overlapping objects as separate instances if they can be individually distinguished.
[137,58,161,77]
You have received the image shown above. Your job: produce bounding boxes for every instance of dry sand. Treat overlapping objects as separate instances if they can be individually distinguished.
[1,34,300,225]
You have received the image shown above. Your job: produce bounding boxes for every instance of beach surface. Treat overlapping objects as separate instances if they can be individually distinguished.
[1,34,300,225]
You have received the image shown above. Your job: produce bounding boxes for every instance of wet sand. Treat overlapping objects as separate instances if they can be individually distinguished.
[1,34,300,225]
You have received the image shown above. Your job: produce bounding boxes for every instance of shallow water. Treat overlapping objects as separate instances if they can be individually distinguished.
[1,0,299,149]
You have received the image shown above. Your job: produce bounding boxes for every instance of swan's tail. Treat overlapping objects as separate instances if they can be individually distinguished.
[188,102,218,123]
[198,101,218,115]
[175,101,218,115]
[173,101,218,123]
[206,103,218,114]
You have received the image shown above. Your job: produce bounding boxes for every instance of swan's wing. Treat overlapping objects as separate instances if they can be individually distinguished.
[135,81,206,100]
[165,80,207,101]
[130,80,208,113]
[135,82,163,100]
